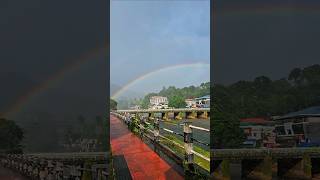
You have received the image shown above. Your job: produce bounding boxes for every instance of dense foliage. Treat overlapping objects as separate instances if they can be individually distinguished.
[168,95,187,108]
[212,64,320,148]
[215,64,320,119]
[110,99,118,110]
[64,115,108,151]
[140,82,210,108]
[0,118,24,153]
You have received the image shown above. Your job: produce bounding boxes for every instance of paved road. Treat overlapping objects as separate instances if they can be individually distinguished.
[0,166,29,180]
[110,115,183,180]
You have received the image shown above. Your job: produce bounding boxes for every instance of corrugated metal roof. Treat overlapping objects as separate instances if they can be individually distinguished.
[195,95,210,99]
[277,106,320,120]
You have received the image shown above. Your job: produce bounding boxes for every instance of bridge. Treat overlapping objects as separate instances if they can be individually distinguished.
[0,152,110,180]
[110,114,184,179]
[211,148,320,179]
[111,111,210,179]
[115,108,210,120]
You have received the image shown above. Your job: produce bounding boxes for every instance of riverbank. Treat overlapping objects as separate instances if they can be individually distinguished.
[161,134,210,171]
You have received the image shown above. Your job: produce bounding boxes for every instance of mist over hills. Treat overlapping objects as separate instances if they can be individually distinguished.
[110,83,145,100]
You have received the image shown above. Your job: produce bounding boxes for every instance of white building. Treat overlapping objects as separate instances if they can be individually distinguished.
[150,96,168,106]
[149,96,168,109]
[129,105,140,110]
[194,95,210,108]
[185,99,196,108]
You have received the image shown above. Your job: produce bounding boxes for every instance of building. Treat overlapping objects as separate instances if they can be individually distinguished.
[274,106,320,147]
[240,118,277,148]
[149,96,168,109]
[194,95,210,108]
[150,96,168,106]
[185,98,196,108]
[129,105,140,110]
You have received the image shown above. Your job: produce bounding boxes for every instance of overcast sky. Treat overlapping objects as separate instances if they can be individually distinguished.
[0,0,107,119]
[214,0,320,84]
[110,0,210,97]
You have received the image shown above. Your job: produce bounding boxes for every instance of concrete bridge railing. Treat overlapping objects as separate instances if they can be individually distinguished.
[212,147,320,160]
[0,153,110,180]
[115,108,210,120]
[211,148,320,180]
[111,112,210,177]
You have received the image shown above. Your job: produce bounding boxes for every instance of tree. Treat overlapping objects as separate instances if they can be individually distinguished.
[211,85,245,148]
[140,93,157,109]
[302,64,320,85]
[0,118,24,153]
[110,99,118,110]
[140,82,210,109]
[288,67,302,85]
[168,95,187,108]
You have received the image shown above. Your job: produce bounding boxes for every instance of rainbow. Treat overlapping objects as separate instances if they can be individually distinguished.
[3,46,107,118]
[4,2,318,118]
[111,62,210,99]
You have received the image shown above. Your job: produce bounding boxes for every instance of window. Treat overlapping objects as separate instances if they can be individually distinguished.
[275,126,286,135]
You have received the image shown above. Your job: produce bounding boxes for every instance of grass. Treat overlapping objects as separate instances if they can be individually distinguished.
[162,120,180,126]
[131,118,210,172]
[161,134,210,171]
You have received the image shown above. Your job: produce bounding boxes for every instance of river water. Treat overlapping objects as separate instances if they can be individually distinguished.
[159,119,210,150]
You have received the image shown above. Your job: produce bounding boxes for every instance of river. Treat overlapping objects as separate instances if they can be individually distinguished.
[159,119,210,150]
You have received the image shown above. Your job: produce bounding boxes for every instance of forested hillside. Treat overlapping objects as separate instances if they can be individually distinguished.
[140,82,210,108]
[212,64,320,148]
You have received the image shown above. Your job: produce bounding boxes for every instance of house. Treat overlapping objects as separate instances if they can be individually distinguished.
[185,98,196,108]
[240,118,276,148]
[149,96,168,109]
[274,106,320,147]
[129,105,140,110]
[194,95,210,108]
[150,96,168,106]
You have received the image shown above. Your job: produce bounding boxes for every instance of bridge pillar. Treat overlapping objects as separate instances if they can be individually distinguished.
[212,160,231,180]
[312,158,320,178]
[174,112,183,120]
[186,111,196,119]
[161,112,169,120]
[241,156,273,180]
[277,154,312,179]
[148,113,153,120]
[197,111,208,119]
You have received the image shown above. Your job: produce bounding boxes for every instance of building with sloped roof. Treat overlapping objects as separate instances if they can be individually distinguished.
[274,106,320,147]
[240,118,276,148]
[194,95,210,108]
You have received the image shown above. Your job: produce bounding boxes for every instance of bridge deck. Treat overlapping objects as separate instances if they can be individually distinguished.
[110,115,183,180]
[0,167,28,180]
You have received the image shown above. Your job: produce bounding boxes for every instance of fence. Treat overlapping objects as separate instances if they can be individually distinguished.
[0,154,109,180]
